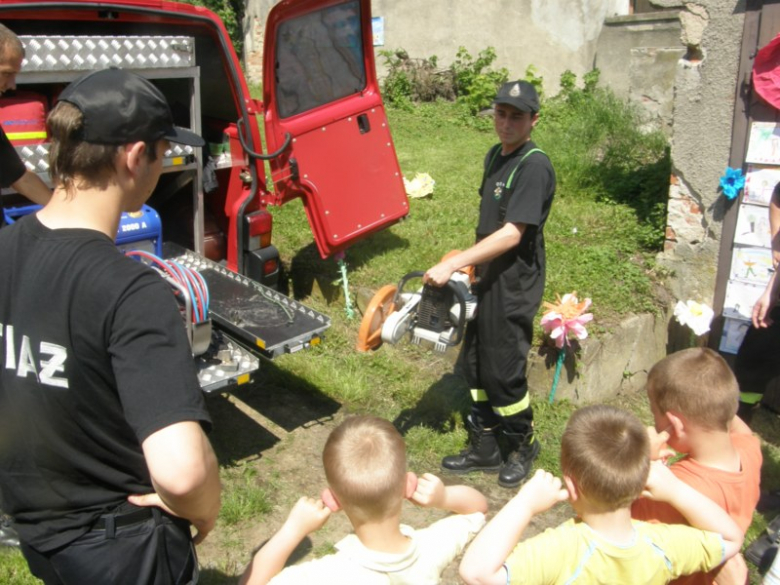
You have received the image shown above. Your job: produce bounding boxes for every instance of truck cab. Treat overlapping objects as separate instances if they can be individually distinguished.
[0,0,408,391]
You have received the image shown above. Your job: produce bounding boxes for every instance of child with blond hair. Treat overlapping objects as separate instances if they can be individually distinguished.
[241,415,488,585]
[459,404,743,585]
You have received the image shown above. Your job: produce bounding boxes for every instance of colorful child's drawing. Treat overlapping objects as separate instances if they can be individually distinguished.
[734,203,772,247]
[723,279,765,320]
[746,122,780,165]
[730,246,773,285]
[744,164,780,206]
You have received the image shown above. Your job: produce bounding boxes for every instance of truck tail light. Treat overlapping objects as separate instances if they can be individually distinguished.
[246,210,272,250]
[263,258,278,276]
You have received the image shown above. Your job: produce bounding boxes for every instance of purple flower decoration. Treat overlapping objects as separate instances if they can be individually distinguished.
[719,167,745,200]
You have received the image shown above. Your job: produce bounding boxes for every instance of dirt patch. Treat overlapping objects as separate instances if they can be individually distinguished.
[195,381,574,584]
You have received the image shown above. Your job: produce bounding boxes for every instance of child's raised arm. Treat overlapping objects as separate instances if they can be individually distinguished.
[240,496,332,585]
[459,470,569,585]
[409,472,488,515]
[643,461,743,562]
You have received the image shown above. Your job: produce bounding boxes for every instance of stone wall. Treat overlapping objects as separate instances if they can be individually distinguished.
[527,310,671,403]
[657,1,745,306]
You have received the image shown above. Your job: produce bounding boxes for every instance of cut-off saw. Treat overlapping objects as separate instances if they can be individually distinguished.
[356,252,477,353]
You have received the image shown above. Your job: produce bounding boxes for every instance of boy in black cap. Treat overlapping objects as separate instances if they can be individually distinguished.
[424,80,556,488]
[0,68,221,584]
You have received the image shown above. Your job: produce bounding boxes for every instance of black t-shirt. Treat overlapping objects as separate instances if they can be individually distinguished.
[477,140,556,252]
[0,126,25,189]
[0,215,211,551]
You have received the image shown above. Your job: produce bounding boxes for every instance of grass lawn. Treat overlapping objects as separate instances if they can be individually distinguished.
[2,93,778,584]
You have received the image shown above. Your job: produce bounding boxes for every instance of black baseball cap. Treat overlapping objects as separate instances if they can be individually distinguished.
[493,80,540,113]
[57,68,205,147]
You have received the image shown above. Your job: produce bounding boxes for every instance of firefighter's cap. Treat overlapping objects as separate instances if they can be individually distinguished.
[57,67,205,147]
[493,80,540,113]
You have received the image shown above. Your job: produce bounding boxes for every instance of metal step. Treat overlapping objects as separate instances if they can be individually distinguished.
[194,329,260,394]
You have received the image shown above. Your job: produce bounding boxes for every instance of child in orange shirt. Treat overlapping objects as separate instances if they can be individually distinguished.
[631,347,762,585]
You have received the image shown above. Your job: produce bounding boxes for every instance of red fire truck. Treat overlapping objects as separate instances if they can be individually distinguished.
[0,0,409,392]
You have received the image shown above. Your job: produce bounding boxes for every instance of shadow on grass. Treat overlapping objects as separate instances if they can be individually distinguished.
[206,360,341,466]
[199,567,240,584]
[393,372,471,435]
[288,230,409,301]
[200,536,320,585]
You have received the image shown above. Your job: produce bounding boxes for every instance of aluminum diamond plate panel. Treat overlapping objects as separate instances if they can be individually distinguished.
[15,143,195,175]
[20,36,195,72]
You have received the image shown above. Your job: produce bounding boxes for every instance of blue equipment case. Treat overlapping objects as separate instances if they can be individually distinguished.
[2,203,163,256]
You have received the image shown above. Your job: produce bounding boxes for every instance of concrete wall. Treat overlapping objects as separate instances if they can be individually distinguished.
[659,0,744,306]
[369,0,628,93]
[243,0,275,85]
[595,12,683,134]
[243,0,631,93]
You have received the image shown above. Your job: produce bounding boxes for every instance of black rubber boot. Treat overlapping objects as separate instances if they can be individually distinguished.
[441,415,502,474]
[498,432,541,488]
[0,515,19,548]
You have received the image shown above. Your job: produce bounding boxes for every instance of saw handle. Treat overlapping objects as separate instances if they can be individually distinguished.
[442,280,468,347]
[393,271,426,305]
[393,271,468,347]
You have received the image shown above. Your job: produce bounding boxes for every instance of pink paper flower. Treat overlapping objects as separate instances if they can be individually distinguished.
[540,292,594,349]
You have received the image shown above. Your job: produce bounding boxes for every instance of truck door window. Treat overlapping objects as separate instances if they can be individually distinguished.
[275,0,365,118]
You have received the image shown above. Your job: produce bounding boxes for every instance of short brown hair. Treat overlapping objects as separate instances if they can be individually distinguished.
[646,348,738,431]
[0,23,24,62]
[322,416,407,523]
[47,101,158,192]
[561,405,649,511]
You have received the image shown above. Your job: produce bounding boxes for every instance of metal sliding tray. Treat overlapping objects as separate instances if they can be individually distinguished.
[164,243,331,359]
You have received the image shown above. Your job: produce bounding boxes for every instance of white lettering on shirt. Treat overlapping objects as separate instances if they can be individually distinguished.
[1,323,69,389]
[3,323,15,370]
[16,334,38,380]
[40,342,68,389]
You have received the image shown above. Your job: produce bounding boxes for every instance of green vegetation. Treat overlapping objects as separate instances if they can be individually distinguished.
[380,45,509,114]
[0,550,38,585]
[179,0,244,55]
[218,464,273,526]
[451,46,509,114]
[278,70,670,331]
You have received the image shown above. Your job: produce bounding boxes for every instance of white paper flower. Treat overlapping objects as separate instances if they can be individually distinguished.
[404,172,435,198]
[673,300,714,336]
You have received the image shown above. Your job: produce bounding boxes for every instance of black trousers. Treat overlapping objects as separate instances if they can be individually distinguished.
[21,507,198,585]
[457,251,544,434]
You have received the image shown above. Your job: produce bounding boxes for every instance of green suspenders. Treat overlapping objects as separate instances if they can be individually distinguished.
[484,146,547,189]
[480,145,548,223]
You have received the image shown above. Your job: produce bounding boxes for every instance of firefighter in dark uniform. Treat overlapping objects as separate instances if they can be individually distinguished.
[424,80,556,488]
[0,23,51,227]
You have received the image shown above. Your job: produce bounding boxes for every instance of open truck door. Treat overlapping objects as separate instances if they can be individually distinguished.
[261,0,409,258]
